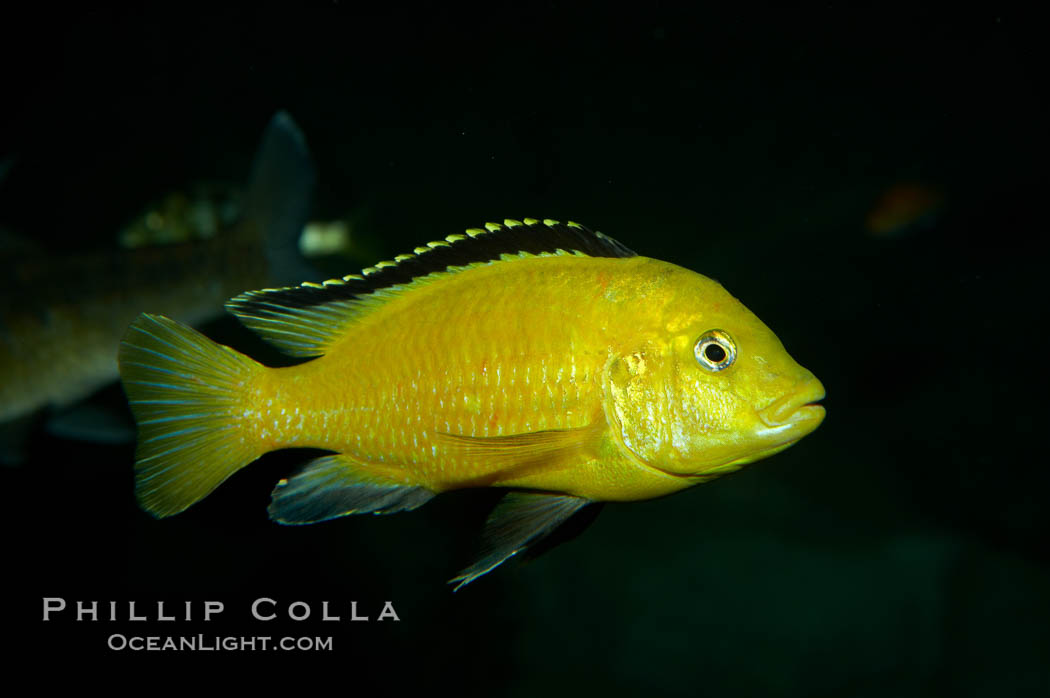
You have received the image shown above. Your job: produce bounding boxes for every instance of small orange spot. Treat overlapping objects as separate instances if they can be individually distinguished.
[866,182,943,238]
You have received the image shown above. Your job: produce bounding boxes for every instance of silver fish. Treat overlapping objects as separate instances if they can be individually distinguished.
[0,112,317,457]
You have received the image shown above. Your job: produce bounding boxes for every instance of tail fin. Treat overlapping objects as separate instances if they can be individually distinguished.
[118,314,266,517]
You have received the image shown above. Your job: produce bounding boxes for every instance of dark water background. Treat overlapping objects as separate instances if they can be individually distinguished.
[2,6,1044,693]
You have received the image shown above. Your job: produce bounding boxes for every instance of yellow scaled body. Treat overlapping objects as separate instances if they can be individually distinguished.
[119,218,825,587]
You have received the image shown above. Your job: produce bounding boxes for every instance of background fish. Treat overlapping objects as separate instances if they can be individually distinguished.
[0,112,316,458]
[117,181,242,249]
[119,218,825,587]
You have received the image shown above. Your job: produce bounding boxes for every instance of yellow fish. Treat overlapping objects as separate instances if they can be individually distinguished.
[118,219,825,588]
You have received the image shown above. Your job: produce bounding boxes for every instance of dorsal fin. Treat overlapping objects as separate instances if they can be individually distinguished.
[226,218,636,357]
[241,110,319,286]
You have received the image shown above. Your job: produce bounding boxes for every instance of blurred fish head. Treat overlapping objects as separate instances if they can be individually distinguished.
[604,261,825,481]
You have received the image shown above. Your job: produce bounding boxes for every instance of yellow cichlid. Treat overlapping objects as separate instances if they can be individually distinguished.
[118,218,825,588]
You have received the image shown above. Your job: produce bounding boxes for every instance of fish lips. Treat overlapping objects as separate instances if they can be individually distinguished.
[756,379,827,440]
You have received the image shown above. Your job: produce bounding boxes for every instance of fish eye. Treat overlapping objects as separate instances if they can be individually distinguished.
[694,330,736,372]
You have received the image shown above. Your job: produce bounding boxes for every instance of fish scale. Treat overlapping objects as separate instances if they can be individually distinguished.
[250,256,615,488]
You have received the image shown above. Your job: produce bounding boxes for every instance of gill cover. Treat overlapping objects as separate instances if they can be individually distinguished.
[603,338,680,472]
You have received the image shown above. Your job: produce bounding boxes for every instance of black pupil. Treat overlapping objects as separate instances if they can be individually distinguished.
[704,342,727,363]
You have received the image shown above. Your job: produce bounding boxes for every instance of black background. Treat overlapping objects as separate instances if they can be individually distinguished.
[2,4,1045,693]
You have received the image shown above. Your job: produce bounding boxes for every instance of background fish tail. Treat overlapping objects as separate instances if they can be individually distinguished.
[118,313,266,517]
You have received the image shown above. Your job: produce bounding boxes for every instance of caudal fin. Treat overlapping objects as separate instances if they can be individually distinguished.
[118,314,265,517]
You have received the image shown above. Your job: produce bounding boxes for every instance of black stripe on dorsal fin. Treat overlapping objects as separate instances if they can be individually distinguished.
[225,218,636,357]
[246,218,633,309]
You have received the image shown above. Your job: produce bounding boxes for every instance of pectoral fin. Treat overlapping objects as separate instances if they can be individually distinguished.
[269,454,435,524]
[449,492,592,591]
[435,423,604,484]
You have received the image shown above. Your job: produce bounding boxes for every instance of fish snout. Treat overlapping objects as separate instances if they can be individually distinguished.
[758,379,826,429]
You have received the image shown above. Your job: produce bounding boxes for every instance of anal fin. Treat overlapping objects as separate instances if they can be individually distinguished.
[449,492,592,591]
[269,454,435,524]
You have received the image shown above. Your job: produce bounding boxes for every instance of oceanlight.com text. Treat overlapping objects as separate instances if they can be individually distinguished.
[107,634,333,651]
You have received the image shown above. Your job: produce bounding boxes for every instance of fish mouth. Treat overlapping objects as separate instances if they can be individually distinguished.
[757,379,826,434]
